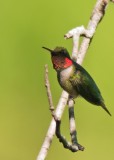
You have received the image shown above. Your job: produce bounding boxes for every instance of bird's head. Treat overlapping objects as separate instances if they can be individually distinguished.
[42,46,73,71]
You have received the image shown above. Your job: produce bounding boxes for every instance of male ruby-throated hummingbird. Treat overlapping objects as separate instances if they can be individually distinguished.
[43,46,111,116]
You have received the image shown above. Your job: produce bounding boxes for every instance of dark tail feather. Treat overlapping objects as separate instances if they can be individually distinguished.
[101,102,112,116]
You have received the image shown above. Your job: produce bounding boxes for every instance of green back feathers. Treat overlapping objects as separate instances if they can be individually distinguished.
[70,62,103,105]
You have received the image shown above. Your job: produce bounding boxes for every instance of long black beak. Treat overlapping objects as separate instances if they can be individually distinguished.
[42,47,53,52]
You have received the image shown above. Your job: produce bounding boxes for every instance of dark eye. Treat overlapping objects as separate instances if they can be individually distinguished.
[52,51,58,56]
[62,50,66,54]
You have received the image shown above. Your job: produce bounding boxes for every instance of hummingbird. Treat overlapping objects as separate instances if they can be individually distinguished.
[43,46,111,116]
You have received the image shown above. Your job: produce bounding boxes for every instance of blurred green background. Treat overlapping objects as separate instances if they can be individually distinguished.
[0,0,114,159]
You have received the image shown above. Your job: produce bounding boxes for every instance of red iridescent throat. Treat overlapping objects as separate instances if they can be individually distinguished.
[52,56,73,70]
[64,57,73,68]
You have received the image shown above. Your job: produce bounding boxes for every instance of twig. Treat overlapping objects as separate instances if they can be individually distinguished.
[45,64,55,116]
[65,26,88,60]
[55,119,81,152]
[54,96,85,152]
[37,0,111,159]
[37,91,68,160]
[54,98,84,152]
[77,0,109,64]
[68,98,84,151]
[64,25,92,61]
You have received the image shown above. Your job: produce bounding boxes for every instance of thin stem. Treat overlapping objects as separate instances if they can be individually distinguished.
[45,64,54,116]
[68,98,84,151]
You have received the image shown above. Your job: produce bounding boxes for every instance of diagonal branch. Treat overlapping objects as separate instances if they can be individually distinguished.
[37,0,112,160]
[77,0,109,64]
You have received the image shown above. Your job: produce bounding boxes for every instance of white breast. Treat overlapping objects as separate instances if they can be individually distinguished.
[59,65,73,82]
[58,65,78,98]
[57,65,78,98]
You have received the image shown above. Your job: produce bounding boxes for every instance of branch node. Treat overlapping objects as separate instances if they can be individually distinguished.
[64,26,92,39]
